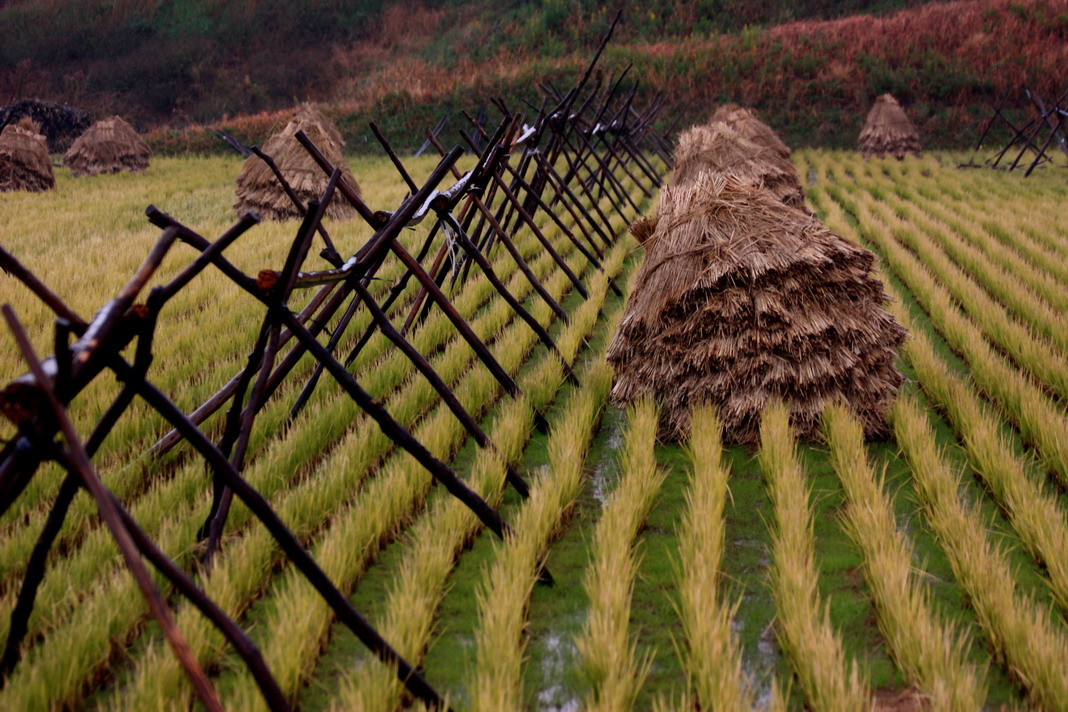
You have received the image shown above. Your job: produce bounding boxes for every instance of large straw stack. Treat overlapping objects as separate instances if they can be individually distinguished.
[234,116,358,221]
[0,119,55,192]
[710,104,792,161]
[293,103,344,150]
[610,105,906,443]
[64,116,151,177]
[608,172,906,444]
[672,122,806,209]
[858,94,921,159]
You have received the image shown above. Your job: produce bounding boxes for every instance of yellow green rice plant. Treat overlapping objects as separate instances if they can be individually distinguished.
[822,403,985,711]
[816,179,1068,489]
[840,176,1068,402]
[100,203,626,711]
[862,185,1068,360]
[891,395,1068,711]
[1,188,600,712]
[327,247,635,712]
[674,403,756,711]
[467,359,615,712]
[575,397,664,712]
[759,402,869,712]
[892,310,1068,614]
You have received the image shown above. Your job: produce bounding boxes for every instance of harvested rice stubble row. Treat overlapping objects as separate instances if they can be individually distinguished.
[0,250,417,590]
[99,188,635,712]
[759,402,869,712]
[822,404,986,711]
[855,174,1068,357]
[891,396,1068,711]
[674,403,761,711]
[829,164,1068,404]
[0,190,598,712]
[815,179,1068,489]
[465,362,617,712]
[882,180,1068,315]
[0,205,563,653]
[215,241,635,712]
[883,296,1068,616]
[327,244,634,712]
[574,396,665,712]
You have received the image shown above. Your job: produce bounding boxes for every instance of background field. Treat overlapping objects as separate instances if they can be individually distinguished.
[0,150,1067,710]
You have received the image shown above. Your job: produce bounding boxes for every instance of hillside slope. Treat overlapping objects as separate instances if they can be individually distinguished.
[3,0,1066,151]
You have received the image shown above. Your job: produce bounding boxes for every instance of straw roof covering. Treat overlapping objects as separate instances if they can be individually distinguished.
[607,172,907,444]
[293,103,344,149]
[234,119,359,221]
[0,121,55,192]
[858,94,921,159]
[710,104,792,160]
[672,122,806,210]
[64,116,151,177]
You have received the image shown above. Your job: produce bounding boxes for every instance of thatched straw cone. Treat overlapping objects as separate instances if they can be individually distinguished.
[65,116,151,177]
[858,94,921,159]
[293,103,344,149]
[710,104,792,160]
[0,121,55,192]
[672,122,806,209]
[234,119,359,221]
[607,172,907,445]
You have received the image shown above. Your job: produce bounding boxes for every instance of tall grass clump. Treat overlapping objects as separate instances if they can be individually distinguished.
[759,402,868,712]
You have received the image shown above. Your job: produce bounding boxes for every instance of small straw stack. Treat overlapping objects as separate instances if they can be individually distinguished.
[858,94,921,160]
[65,115,151,177]
[234,105,358,221]
[0,118,55,192]
[608,106,906,444]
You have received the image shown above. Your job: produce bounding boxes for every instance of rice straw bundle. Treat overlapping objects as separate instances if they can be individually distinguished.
[607,172,906,444]
[293,102,344,149]
[233,119,359,221]
[0,120,55,192]
[710,104,792,161]
[672,122,806,209]
[858,94,921,159]
[64,116,151,176]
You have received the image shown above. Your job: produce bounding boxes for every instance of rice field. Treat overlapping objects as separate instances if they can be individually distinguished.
[0,148,1067,711]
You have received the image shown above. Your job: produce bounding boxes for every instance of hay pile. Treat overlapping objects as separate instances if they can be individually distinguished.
[234,117,358,221]
[710,104,792,161]
[0,119,55,192]
[64,116,151,177]
[0,99,90,153]
[858,94,921,159]
[607,172,906,444]
[672,122,806,209]
[293,103,344,149]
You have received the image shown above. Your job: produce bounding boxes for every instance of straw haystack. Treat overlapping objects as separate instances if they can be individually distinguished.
[710,104,792,160]
[672,122,806,209]
[0,99,90,153]
[64,116,151,177]
[607,172,906,444]
[0,119,55,192]
[858,94,920,159]
[234,119,359,221]
[293,103,344,149]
